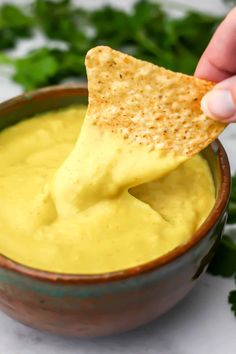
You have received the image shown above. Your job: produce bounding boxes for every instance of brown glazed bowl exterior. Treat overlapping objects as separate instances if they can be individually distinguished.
[0,85,231,337]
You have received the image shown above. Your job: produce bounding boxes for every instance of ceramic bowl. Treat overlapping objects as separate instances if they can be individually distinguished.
[0,85,231,337]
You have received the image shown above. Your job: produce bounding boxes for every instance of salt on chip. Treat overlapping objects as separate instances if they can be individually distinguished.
[85,46,226,157]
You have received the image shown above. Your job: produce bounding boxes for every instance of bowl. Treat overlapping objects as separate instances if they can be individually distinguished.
[0,84,231,337]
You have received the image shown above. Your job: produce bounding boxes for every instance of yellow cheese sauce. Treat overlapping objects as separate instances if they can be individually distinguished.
[0,106,215,274]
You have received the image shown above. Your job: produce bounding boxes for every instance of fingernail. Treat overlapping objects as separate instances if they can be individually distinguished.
[201,89,236,121]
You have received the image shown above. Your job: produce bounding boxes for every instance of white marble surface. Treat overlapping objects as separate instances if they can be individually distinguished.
[0,0,236,353]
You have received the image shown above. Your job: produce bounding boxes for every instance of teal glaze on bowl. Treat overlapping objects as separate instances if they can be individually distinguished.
[0,85,231,337]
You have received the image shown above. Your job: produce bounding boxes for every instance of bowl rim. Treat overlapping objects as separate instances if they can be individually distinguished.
[0,84,231,284]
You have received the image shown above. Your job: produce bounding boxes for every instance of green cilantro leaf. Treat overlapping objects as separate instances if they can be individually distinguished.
[13,48,59,91]
[0,4,32,50]
[208,234,236,277]
[208,175,236,279]
[0,52,13,65]
[33,0,89,45]
[228,175,236,224]
[0,0,224,89]
[228,289,236,317]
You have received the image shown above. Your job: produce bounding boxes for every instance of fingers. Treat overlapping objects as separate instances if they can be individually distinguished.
[201,76,236,122]
[196,7,236,122]
[195,7,236,82]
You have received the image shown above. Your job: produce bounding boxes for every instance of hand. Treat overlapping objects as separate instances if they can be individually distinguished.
[195,7,236,123]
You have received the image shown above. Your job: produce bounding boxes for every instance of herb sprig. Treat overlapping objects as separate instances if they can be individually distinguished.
[208,175,236,316]
[229,285,236,316]
[0,0,223,90]
[228,175,236,224]
[0,4,33,50]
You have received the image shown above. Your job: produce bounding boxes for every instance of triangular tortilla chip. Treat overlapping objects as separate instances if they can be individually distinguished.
[85,46,226,156]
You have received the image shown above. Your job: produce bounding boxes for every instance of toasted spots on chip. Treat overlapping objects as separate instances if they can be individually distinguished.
[85,46,226,156]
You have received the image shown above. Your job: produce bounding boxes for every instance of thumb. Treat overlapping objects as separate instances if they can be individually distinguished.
[201,76,236,123]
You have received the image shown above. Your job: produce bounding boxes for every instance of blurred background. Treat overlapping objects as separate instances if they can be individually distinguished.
[0,0,235,168]
[0,0,235,102]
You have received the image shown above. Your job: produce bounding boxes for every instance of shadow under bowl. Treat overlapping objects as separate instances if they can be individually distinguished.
[0,84,231,337]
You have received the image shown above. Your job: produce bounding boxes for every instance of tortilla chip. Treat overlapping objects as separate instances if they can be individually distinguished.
[85,46,226,156]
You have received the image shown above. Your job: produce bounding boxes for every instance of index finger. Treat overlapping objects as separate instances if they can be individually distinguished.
[195,7,236,82]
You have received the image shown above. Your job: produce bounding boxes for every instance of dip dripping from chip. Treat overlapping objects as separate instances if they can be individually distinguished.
[52,46,226,217]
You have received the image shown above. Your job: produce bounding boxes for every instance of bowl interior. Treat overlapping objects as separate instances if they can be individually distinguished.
[0,85,88,131]
[0,84,230,282]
